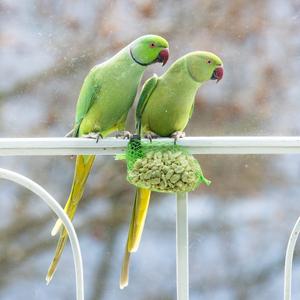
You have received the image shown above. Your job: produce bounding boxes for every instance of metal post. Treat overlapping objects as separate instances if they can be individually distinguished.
[176,192,189,300]
[284,216,300,300]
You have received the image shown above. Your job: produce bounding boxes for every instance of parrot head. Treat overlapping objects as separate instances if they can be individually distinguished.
[186,51,224,83]
[130,35,169,67]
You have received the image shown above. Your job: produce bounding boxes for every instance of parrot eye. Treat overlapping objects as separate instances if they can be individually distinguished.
[207,60,211,64]
[149,43,156,48]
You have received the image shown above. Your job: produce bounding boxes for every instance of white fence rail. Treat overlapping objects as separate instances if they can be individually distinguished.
[0,136,300,155]
[0,136,299,300]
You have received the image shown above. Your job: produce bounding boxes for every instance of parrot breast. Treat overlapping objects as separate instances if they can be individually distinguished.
[142,80,199,137]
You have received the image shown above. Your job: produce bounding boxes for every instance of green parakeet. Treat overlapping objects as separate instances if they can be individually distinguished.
[46,35,169,283]
[120,51,223,288]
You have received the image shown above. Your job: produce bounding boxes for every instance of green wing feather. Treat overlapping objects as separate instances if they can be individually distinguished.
[135,74,158,135]
[73,66,101,137]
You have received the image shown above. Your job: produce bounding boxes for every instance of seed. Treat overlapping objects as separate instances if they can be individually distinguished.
[154,159,162,166]
[162,166,169,173]
[176,181,184,188]
[181,173,189,183]
[187,176,195,183]
[150,178,160,185]
[175,166,185,174]
[151,170,160,178]
[170,174,180,184]
[166,170,174,179]
[160,182,166,189]
[144,171,151,180]
[165,160,172,165]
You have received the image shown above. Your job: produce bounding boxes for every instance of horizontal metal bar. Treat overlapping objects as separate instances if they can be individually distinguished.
[0,137,300,155]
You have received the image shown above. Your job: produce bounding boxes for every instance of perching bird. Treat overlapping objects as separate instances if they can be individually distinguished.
[46,35,169,283]
[120,51,223,288]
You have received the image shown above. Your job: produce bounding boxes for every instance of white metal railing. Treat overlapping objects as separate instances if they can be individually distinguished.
[0,168,84,300]
[0,136,300,300]
[1,136,300,155]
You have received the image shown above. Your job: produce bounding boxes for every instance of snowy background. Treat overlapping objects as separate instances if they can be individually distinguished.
[1,0,300,299]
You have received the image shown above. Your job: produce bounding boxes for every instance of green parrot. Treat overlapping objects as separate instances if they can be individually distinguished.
[46,35,169,283]
[120,51,223,288]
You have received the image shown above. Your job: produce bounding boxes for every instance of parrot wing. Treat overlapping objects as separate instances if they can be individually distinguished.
[135,74,158,135]
[73,66,102,137]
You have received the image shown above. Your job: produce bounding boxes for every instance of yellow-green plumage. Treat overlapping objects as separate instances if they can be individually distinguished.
[139,51,223,136]
[120,51,223,288]
[46,35,169,283]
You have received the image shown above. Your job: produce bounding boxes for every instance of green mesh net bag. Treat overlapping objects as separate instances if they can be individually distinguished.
[116,137,211,193]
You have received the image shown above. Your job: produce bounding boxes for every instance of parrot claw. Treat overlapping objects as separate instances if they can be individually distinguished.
[82,132,103,143]
[170,131,186,144]
[144,132,159,143]
[115,131,133,139]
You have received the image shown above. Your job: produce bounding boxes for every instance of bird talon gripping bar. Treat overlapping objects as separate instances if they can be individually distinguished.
[117,137,211,193]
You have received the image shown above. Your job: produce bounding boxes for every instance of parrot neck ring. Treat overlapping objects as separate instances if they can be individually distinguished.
[130,48,169,66]
[130,48,150,66]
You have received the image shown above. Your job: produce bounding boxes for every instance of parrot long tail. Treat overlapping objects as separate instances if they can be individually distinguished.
[119,188,151,289]
[46,154,95,284]
[46,230,68,284]
[51,155,96,236]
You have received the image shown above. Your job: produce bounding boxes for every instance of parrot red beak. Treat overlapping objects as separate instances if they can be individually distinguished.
[158,48,169,66]
[211,66,224,82]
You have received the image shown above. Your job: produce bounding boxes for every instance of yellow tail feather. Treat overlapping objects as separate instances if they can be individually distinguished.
[119,188,151,289]
[46,154,95,283]
[119,250,131,289]
[46,231,68,284]
[52,155,95,234]
[128,188,151,252]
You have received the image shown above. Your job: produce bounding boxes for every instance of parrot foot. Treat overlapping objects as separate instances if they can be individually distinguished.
[170,131,186,144]
[82,132,103,143]
[115,131,133,139]
[144,132,159,142]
